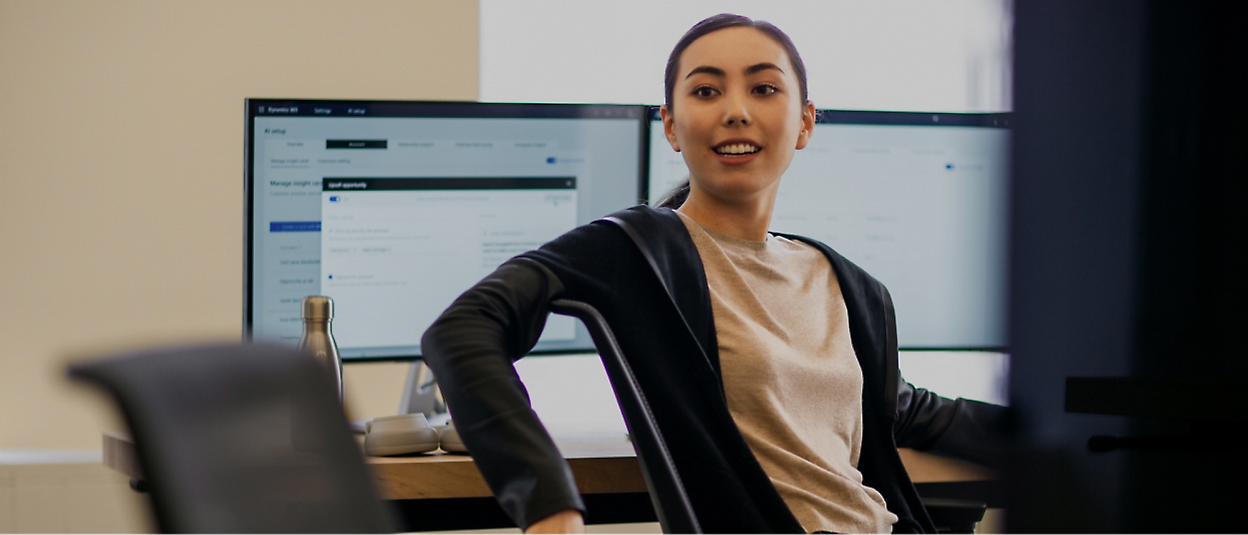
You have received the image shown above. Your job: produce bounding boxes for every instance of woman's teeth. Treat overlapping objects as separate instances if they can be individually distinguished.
[716,144,759,155]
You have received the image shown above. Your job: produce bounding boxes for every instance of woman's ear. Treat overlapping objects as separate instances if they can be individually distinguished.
[795,101,816,150]
[660,105,681,152]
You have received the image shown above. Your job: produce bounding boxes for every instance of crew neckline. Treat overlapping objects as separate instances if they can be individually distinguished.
[676,211,771,251]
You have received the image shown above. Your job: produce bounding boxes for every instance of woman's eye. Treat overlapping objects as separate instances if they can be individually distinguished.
[692,87,717,98]
[753,84,779,95]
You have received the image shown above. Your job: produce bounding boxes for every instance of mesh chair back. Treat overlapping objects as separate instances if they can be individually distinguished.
[69,343,394,533]
[548,299,702,534]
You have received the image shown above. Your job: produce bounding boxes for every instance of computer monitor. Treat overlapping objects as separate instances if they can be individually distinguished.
[246,99,648,361]
[648,109,1012,349]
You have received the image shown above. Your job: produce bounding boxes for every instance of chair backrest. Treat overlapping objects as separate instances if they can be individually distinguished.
[68,343,395,533]
[548,299,702,534]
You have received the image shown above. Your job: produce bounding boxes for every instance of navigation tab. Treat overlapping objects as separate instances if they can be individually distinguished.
[326,140,388,149]
[259,105,299,114]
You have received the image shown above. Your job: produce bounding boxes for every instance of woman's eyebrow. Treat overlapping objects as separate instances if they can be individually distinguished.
[685,65,726,79]
[685,63,784,80]
[745,62,783,75]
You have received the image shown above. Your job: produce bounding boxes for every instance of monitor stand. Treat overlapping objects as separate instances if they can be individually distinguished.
[399,361,450,426]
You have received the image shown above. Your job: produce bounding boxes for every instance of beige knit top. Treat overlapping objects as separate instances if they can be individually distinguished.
[679,212,898,534]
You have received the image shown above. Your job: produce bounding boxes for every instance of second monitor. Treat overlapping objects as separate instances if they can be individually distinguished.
[648,109,1012,349]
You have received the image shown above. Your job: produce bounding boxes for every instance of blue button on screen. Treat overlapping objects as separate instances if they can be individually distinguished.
[269,221,321,232]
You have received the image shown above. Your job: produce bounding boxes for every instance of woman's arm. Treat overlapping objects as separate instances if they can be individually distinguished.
[524,510,585,534]
[893,374,1009,469]
[420,257,586,530]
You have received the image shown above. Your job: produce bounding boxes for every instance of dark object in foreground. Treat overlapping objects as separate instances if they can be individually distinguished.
[69,343,395,533]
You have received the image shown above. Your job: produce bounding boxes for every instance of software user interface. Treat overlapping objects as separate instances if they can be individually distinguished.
[250,103,642,359]
[649,114,1011,348]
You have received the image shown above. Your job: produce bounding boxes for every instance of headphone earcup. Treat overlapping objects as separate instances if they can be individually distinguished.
[438,421,468,454]
[363,414,439,456]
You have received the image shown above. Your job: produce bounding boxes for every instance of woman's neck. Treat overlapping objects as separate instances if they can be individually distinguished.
[676,187,775,242]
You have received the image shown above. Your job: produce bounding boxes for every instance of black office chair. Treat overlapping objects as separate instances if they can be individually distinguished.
[548,299,702,534]
[68,343,395,533]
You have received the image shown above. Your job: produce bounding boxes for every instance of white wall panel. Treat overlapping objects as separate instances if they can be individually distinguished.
[481,0,1011,112]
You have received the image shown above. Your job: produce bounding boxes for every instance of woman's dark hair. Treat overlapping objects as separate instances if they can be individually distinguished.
[663,14,808,113]
[654,14,809,209]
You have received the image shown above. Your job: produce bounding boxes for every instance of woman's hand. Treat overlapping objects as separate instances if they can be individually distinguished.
[524,509,585,534]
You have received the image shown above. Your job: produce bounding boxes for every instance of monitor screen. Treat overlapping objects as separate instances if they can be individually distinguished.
[246,100,648,361]
[648,109,1011,349]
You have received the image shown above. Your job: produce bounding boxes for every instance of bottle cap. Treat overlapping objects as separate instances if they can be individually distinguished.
[302,295,333,320]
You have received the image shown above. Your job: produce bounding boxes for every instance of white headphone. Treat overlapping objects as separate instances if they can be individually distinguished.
[362,414,467,456]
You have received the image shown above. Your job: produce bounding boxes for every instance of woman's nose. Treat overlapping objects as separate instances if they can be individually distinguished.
[722,92,751,126]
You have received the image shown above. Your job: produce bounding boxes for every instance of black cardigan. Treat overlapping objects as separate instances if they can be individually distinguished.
[422,206,1006,533]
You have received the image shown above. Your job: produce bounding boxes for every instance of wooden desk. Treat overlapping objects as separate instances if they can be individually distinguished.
[102,431,997,530]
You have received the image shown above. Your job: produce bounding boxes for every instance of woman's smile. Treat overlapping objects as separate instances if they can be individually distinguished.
[713,139,763,164]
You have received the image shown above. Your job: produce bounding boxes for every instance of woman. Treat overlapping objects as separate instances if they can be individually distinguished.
[422,14,1005,534]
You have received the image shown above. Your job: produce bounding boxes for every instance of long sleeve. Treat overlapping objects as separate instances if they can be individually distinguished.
[893,374,1009,469]
[420,257,585,529]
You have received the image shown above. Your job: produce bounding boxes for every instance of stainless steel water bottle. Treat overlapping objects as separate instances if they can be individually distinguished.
[298,295,343,403]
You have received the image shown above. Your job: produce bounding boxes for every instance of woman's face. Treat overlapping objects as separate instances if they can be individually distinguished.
[662,26,814,207]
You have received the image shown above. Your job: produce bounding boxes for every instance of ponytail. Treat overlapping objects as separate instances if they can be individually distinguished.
[653,178,691,209]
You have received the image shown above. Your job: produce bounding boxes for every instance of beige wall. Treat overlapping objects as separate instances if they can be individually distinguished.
[0,0,479,450]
